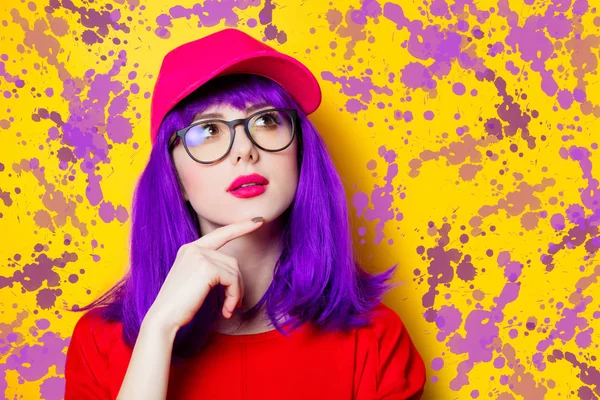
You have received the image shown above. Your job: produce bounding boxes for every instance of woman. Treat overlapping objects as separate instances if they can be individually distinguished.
[64,28,426,400]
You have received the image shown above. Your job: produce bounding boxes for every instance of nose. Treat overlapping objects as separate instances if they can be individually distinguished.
[228,122,257,162]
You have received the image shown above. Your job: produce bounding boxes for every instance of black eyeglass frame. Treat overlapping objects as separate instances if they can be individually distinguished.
[168,108,299,164]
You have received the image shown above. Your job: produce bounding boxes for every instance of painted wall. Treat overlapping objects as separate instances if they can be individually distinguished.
[1,0,599,399]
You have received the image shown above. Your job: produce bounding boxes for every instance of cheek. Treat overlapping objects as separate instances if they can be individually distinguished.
[172,149,209,199]
[179,168,199,192]
[276,149,300,196]
[179,165,216,196]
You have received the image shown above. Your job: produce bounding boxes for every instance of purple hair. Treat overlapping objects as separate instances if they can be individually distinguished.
[69,74,399,362]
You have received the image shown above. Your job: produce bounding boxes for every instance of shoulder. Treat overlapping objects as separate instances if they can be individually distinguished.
[65,308,126,398]
[358,301,426,374]
[363,301,407,336]
[355,302,427,398]
[69,307,123,356]
[353,301,411,353]
[72,307,119,332]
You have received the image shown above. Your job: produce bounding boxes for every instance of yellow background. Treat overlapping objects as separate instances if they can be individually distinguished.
[1,0,599,399]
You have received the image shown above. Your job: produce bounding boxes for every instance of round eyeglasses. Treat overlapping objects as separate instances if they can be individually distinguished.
[168,108,298,164]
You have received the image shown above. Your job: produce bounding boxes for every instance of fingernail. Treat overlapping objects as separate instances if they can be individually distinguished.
[252,217,264,223]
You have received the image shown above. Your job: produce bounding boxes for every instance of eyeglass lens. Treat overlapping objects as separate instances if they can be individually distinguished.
[183,110,294,163]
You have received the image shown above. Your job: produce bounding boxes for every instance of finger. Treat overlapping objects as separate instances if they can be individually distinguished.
[191,249,245,314]
[194,248,241,272]
[197,251,244,303]
[208,258,245,308]
[215,266,243,318]
[192,218,264,251]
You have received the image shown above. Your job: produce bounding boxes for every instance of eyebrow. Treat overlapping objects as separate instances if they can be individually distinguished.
[192,102,272,121]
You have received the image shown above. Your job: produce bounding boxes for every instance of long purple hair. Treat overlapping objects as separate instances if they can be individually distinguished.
[69,74,399,362]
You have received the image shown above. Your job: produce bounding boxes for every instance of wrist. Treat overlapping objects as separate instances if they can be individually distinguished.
[142,308,180,340]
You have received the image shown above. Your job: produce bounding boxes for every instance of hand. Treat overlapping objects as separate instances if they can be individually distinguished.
[146,217,265,332]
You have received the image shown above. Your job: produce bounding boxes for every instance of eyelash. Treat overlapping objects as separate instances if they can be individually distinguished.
[195,112,279,129]
[257,112,279,124]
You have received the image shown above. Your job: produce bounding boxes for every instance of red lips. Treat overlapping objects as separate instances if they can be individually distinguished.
[227,173,269,192]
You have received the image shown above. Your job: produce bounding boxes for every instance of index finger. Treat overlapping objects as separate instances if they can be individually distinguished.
[191,217,264,251]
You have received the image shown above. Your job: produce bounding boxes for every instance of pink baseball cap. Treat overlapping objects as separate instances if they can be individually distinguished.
[150,28,322,145]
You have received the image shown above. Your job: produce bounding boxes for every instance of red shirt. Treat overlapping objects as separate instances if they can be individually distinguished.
[65,301,426,399]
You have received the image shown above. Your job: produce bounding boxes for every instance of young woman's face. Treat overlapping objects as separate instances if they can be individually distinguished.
[171,101,299,229]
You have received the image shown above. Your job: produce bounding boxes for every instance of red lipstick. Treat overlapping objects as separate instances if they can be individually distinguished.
[227,173,269,198]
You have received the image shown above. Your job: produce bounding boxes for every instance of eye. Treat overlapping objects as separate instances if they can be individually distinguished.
[255,113,279,126]
[201,123,220,135]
